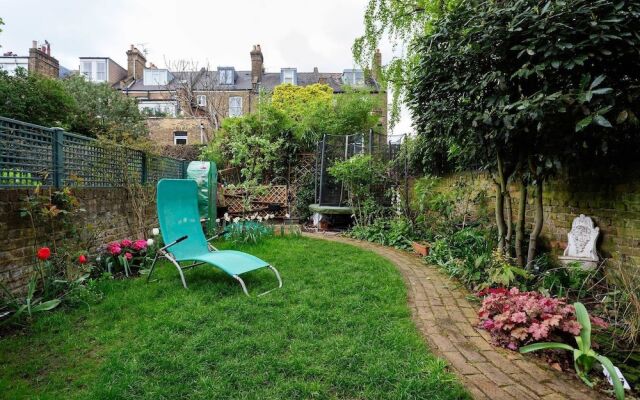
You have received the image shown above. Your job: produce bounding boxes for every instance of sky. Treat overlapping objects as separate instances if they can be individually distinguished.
[0,0,412,138]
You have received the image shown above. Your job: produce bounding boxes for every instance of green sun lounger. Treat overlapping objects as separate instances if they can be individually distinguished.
[147,179,282,296]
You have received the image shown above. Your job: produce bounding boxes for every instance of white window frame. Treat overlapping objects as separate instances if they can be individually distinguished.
[81,61,92,80]
[174,131,188,145]
[196,94,207,107]
[219,68,234,85]
[228,96,243,117]
[95,60,107,82]
[282,69,295,84]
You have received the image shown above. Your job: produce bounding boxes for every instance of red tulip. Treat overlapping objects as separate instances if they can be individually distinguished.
[78,254,88,264]
[125,252,133,261]
[37,247,51,261]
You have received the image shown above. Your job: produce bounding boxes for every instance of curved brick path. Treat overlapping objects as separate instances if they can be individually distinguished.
[305,232,603,400]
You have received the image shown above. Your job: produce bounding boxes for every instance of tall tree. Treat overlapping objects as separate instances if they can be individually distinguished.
[0,69,76,128]
[408,0,640,266]
[62,75,148,144]
[352,0,460,126]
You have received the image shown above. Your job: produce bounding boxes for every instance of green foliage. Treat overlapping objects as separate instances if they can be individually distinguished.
[485,250,531,289]
[408,0,640,176]
[0,69,76,128]
[61,75,148,143]
[349,216,414,250]
[0,278,61,326]
[427,227,496,289]
[520,302,626,400]
[328,154,388,226]
[223,220,274,245]
[353,0,460,127]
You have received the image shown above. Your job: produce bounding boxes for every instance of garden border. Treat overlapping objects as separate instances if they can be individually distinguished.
[305,232,606,400]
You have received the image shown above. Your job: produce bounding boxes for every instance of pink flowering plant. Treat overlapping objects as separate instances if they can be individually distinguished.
[478,288,607,351]
[100,238,153,277]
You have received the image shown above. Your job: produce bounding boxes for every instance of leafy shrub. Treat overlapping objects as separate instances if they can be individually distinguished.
[427,227,495,289]
[478,288,607,351]
[348,216,414,250]
[485,250,531,289]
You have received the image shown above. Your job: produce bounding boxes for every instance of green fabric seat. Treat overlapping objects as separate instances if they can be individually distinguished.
[148,178,281,296]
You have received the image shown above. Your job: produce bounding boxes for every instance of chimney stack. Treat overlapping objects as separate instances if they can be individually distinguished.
[126,44,147,81]
[372,49,382,82]
[250,44,264,86]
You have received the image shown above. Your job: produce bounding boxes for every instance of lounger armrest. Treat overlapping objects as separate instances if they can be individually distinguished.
[206,234,220,242]
[160,235,188,251]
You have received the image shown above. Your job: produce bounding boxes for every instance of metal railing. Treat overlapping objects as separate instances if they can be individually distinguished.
[0,116,187,188]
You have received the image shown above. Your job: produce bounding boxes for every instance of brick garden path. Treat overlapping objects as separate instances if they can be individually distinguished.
[305,232,604,400]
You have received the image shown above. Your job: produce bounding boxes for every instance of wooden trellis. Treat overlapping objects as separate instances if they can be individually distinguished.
[225,185,289,217]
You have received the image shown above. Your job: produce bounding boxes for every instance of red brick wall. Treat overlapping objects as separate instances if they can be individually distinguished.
[0,188,157,294]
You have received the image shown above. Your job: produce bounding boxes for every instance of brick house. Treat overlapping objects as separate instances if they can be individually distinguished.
[107,44,387,146]
[0,40,60,78]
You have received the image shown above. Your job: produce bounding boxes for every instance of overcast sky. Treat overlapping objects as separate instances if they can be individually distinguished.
[0,0,411,138]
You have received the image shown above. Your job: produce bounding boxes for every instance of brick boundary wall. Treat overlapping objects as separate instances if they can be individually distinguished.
[429,171,640,268]
[0,188,157,294]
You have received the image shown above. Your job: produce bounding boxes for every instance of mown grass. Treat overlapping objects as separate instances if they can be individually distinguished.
[0,236,468,399]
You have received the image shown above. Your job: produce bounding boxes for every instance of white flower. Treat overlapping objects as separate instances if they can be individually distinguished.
[146,238,154,246]
[264,215,270,220]
[250,214,256,220]
[285,213,290,219]
[224,213,230,222]
[269,214,275,219]
[152,228,160,236]
[215,218,220,223]
[233,217,240,223]
[257,216,263,222]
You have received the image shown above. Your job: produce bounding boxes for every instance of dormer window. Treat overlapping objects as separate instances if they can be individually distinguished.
[342,69,365,86]
[218,67,235,85]
[281,68,297,85]
[143,68,172,86]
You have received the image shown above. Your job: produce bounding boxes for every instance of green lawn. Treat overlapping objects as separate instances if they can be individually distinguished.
[0,236,468,400]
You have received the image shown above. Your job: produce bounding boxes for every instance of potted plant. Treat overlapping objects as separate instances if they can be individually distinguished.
[411,241,431,257]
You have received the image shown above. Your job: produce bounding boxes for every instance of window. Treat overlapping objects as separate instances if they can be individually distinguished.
[196,95,207,107]
[281,68,296,85]
[342,69,365,86]
[174,131,188,145]
[218,68,234,85]
[138,101,177,117]
[96,61,106,82]
[229,96,243,117]
[143,69,171,86]
[81,61,92,79]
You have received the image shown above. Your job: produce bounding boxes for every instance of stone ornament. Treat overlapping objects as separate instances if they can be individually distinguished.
[558,214,600,269]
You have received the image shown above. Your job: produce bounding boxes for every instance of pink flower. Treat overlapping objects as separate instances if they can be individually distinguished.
[107,242,122,256]
[120,239,132,248]
[125,252,133,261]
[131,239,147,251]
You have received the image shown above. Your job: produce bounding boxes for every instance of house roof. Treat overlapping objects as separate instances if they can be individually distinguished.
[120,69,381,93]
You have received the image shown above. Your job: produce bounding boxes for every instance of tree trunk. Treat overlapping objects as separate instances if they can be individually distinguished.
[526,179,543,270]
[505,190,513,254]
[494,153,507,253]
[515,180,527,267]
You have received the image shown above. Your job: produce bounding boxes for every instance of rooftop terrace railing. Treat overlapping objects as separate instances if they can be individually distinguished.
[0,116,187,188]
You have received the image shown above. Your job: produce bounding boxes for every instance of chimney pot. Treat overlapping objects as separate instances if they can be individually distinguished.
[32,40,37,49]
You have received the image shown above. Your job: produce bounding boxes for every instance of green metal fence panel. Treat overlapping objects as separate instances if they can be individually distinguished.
[0,116,185,188]
[0,117,54,187]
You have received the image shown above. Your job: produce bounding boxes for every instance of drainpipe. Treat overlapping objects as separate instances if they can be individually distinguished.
[199,122,205,144]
